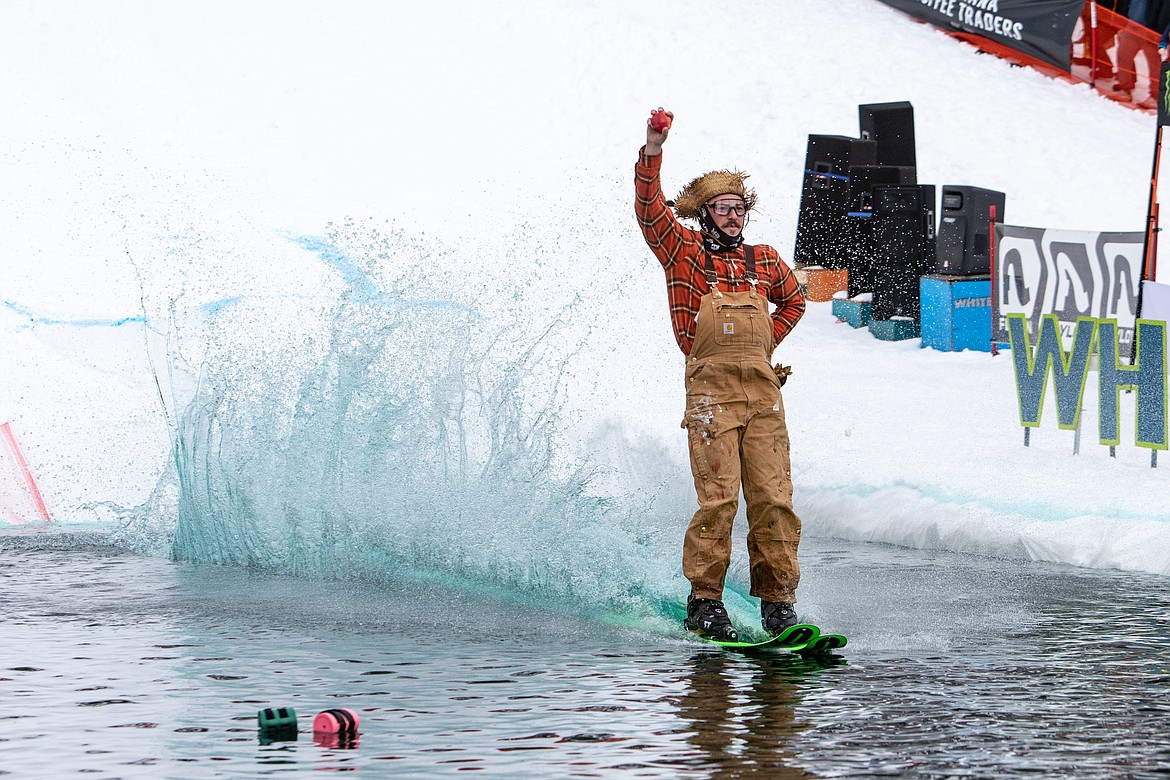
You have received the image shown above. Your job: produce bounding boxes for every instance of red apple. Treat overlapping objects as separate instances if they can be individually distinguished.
[650,111,672,133]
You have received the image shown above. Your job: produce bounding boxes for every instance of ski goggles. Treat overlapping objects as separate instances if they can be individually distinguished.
[707,201,746,216]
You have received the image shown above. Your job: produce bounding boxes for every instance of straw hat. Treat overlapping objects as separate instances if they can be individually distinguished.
[672,169,757,220]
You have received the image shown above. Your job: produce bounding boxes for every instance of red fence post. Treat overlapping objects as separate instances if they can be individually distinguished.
[1090,1,1100,84]
[0,422,51,523]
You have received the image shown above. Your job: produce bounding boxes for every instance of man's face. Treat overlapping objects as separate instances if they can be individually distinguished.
[705,196,746,237]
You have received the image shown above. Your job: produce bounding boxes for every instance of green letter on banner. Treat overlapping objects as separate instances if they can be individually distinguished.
[1008,314,1096,429]
[1097,319,1169,449]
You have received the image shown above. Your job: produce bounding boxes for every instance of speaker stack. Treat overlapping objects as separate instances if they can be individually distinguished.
[793,135,877,269]
[844,164,917,298]
[794,99,1010,346]
[844,102,921,302]
[935,186,1006,275]
[859,101,917,169]
[870,184,936,322]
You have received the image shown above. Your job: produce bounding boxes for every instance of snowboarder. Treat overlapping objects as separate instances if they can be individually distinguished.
[635,107,806,642]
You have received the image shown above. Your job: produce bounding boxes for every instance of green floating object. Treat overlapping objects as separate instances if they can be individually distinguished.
[258,706,297,731]
[259,728,298,746]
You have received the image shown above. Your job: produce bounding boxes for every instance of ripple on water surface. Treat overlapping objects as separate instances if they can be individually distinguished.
[2,531,1170,778]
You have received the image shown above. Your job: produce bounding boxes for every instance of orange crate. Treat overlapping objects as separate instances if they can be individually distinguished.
[800,267,848,302]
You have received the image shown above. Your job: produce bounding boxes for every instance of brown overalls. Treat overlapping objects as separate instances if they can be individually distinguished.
[682,247,801,603]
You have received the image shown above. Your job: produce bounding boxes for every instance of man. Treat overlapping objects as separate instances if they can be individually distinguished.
[634,107,806,642]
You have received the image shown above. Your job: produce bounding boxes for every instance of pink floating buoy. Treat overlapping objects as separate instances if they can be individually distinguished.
[312,708,359,735]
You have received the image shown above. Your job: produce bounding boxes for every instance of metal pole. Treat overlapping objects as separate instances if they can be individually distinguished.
[990,204,999,356]
[1090,1,1100,85]
[1152,202,1160,282]
[1142,124,1161,284]
[1133,122,1163,363]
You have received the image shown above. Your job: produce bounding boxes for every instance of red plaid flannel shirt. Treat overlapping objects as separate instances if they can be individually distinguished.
[635,147,805,356]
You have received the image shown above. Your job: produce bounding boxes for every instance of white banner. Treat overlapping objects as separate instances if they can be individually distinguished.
[1143,279,1170,325]
[993,225,1144,348]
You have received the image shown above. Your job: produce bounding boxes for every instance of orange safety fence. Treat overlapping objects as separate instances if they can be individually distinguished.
[1072,3,1162,110]
[933,3,1161,113]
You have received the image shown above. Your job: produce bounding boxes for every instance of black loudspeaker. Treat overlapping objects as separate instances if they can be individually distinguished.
[844,165,918,297]
[793,135,877,269]
[847,165,918,215]
[859,102,917,169]
[935,186,1006,275]
[870,184,936,321]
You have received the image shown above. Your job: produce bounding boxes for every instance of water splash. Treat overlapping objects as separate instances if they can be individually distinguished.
[3,300,146,329]
[114,221,706,632]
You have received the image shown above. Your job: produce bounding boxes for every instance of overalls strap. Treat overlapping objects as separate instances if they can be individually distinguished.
[743,244,759,287]
[702,244,759,293]
[702,251,719,292]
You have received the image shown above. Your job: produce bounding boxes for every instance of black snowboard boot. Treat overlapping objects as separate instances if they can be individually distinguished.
[761,600,799,636]
[684,594,739,642]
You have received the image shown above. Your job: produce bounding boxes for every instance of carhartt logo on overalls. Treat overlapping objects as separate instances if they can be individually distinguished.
[723,322,735,335]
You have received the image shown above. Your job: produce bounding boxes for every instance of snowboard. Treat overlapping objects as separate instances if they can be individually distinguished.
[797,631,848,656]
[695,622,847,655]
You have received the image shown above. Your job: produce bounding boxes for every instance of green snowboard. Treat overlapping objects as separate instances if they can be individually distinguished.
[696,622,847,655]
[798,631,848,655]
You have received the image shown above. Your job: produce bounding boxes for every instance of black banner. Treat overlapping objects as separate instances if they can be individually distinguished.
[1159,61,1170,126]
[875,0,1085,71]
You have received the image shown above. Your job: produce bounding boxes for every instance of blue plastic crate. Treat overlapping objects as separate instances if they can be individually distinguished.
[869,318,920,341]
[920,275,992,352]
[831,297,872,329]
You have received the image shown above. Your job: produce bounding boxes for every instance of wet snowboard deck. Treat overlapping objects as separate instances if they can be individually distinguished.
[696,623,847,655]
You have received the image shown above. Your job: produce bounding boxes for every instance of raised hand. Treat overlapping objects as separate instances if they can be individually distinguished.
[645,107,673,155]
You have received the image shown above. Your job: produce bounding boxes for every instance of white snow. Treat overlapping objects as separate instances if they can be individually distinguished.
[1,0,1167,574]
